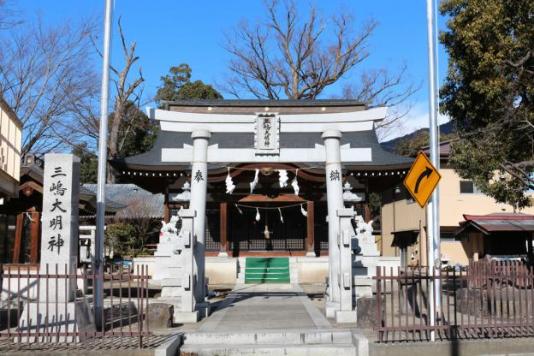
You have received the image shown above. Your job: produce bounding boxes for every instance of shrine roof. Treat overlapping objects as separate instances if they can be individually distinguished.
[82,184,164,218]
[112,128,412,172]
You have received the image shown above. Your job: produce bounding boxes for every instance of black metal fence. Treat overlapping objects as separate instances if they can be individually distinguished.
[375,260,534,342]
[0,263,152,349]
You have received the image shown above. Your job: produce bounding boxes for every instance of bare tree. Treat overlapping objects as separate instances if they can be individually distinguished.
[73,18,145,182]
[224,0,417,140]
[107,19,144,163]
[0,17,98,155]
[225,0,378,100]
[341,65,419,140]
[81,18,145,182]
[224,1,413,100]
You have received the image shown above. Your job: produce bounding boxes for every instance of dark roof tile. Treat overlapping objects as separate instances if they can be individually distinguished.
[114,129,412,170]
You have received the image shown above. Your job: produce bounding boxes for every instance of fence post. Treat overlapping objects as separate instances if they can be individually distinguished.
[376,266,382,343]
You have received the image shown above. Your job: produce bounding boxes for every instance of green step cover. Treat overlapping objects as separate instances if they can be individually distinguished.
[244,257,290,284]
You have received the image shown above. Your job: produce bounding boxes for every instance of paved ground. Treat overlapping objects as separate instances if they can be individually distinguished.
[199,283,331,332]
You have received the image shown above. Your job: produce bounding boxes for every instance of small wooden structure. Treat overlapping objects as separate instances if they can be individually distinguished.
[455,213,534,261]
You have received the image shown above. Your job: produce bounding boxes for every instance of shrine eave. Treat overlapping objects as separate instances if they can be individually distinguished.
[112,160,412,177]
[163,99,366,107]
[161,99,368,114]
[111,128,413,176]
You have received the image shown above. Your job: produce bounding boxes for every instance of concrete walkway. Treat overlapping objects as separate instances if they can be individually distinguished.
[199,283,331,332]
[181,284,367,355]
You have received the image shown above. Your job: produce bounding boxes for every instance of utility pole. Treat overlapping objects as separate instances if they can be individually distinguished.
[95,0,113,328]
[425,0,441,341]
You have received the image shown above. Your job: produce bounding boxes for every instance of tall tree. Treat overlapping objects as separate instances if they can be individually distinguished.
[224,0,416,137]
[74,19,152,183]
[341,65,418,140]
[72,143,97,184]
[0,10,98,155]
[440,0,533,208]
[224,0,376,100]
[72,103,157,184]
[155,63,222,107]
[116,102,158,158]
[108,19,145,164]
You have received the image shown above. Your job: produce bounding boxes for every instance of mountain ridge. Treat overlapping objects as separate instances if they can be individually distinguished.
[381,121,455,152]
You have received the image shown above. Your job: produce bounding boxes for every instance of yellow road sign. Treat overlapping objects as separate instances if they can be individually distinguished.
[403,152,441,208]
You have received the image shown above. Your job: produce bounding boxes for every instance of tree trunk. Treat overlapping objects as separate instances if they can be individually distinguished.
[107,103,123,183]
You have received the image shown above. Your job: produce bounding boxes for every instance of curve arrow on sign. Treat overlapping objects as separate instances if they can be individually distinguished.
[414,167,433,194]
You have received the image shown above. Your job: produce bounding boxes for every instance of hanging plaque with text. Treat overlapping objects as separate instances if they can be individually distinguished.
[254,113,280,155]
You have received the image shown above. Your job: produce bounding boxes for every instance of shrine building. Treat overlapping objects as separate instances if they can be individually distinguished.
[113,100,411,266]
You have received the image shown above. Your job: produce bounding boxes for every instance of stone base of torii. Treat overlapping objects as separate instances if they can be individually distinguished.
[152,209,210,323]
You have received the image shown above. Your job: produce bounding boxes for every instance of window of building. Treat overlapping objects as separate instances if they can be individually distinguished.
[459,180,482,194]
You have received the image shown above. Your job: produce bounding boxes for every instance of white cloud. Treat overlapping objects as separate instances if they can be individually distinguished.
[379,101,450,141]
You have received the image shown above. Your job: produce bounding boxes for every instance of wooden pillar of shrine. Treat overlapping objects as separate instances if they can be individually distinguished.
[364,204,372,223]
[29,208,41,264]
[11,208,41,264]
[11,213,24,263]
[163,186,170,223]
[219,202,229,256]
[306,200,315,256]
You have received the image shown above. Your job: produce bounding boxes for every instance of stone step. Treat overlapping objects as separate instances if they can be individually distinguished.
[237,257,299,284]
[179,343,357,356]
[244,272,290,277]
[245,257,289,268]
[182,329,353,345]
[243,276,291,283]
[244,257,291,284]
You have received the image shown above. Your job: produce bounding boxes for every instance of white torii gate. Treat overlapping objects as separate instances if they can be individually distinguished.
[150,106,387,323]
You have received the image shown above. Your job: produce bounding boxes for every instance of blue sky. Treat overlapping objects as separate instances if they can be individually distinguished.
[15,0,449,139]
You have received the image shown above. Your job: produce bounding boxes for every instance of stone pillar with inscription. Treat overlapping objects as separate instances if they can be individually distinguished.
[322,130,344,318]
[40,154,80,301]
[190,130,210,313]
[18,154,94,341]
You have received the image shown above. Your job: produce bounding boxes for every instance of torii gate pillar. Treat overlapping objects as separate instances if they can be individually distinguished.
[190,130,210,304]
[322,130,344,317]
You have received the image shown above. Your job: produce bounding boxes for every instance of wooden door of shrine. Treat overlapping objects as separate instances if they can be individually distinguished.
[228,202,307,256]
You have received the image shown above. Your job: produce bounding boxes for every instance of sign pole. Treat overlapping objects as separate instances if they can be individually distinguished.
[95,0,113,328]
[425,0,440,341]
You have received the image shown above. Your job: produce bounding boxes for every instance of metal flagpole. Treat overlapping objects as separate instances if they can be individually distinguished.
[425,0,440,341]
[95,0,113,328]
